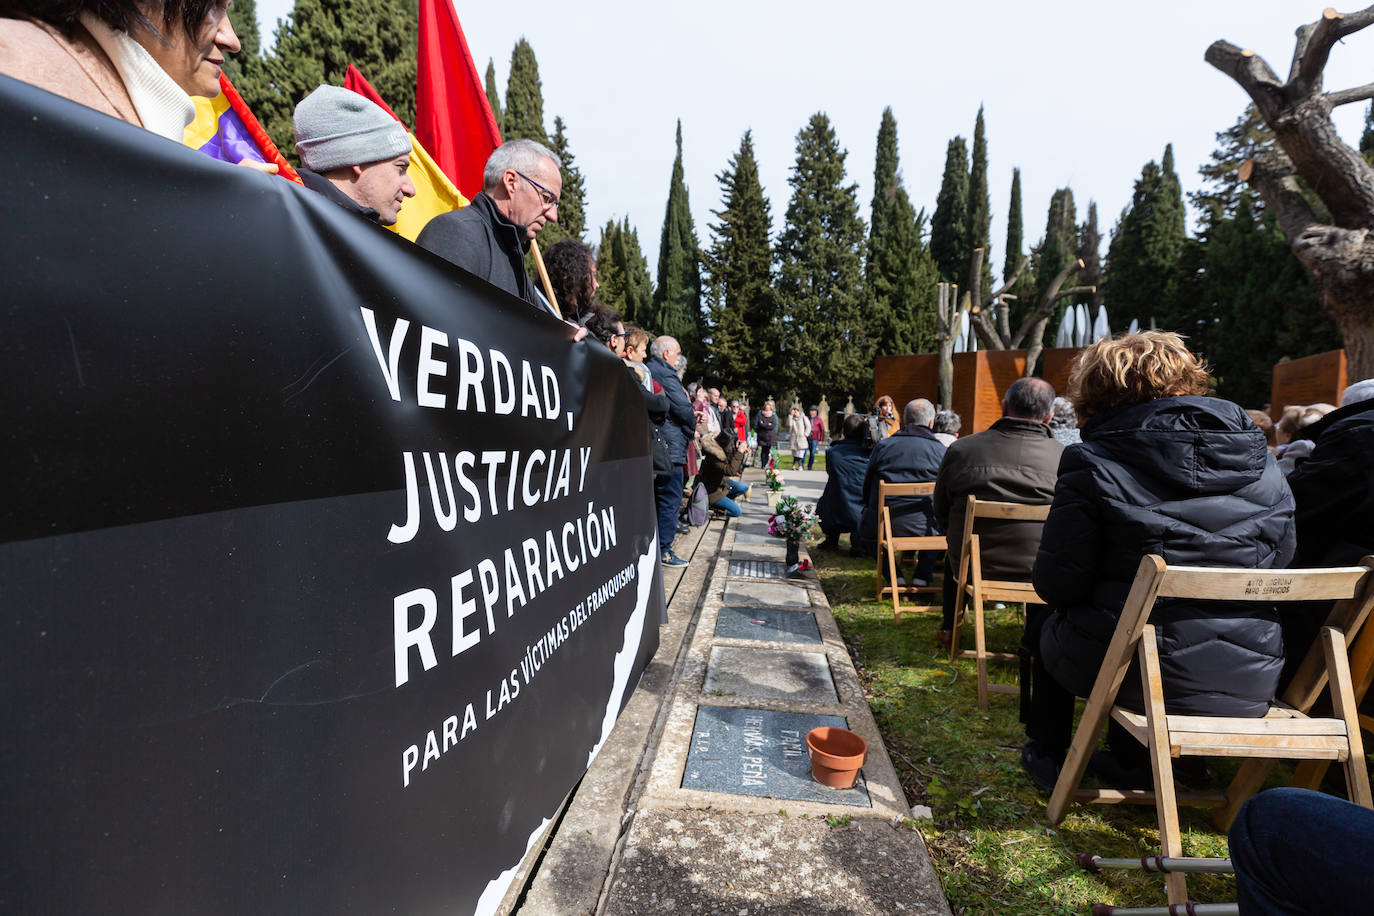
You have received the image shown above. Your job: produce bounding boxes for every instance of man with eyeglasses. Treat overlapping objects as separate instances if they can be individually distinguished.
[417,138,562,309]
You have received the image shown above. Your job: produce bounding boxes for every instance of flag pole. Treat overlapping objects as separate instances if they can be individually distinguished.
[529,238,560,317]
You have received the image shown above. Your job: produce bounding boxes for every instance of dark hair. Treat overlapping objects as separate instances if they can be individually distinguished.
[841,413,868,441]
[1,0,222,40]
[545,239,596,320]
[1002,377,1055,421]
[578,303,622,348]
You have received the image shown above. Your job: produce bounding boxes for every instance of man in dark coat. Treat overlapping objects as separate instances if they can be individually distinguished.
[933,378,1062,641]
[858,398,946,583]
[1280,378,1374,685]
[648,336,696,567]
[817,414,871,554]
[416,139,562,310]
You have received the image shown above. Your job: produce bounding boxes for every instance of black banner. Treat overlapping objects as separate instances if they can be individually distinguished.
[0,74,662,914]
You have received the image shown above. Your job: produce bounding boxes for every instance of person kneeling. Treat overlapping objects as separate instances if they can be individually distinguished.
[697,414,749,517]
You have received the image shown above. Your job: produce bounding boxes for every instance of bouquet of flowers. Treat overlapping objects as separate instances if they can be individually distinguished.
[765,465,785,492]
[767,496,818,543]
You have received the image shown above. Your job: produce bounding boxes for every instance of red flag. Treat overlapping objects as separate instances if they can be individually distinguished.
[415,0,502,199]
[217,73,301,184]
[341,64,469,242]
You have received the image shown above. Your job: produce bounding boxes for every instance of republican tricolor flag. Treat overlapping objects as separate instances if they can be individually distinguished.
[183,74,301,183]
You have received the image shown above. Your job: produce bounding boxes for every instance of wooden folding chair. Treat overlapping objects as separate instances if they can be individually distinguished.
[947,494,1050,709]
[875,481,944,621]
[1047,555,1374,907]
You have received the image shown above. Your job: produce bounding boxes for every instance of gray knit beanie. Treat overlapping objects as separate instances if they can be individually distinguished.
[293,85,410,172]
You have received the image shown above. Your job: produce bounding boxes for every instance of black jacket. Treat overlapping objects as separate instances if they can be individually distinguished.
[1288,399,1374,568]
[299,169,380,223]
[859,426,946,543]
[415,192,535,304]
[646,356,694,465]
[817,440,869,535]
[1035,396,1296,716]
[754,411,778,447]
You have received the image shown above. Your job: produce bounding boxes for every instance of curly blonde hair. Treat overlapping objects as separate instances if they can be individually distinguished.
[1068,331,1210,422]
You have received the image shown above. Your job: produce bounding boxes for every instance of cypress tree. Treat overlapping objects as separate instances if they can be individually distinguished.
[1191,107,1273,217]
[1003,168,1036,329]
[930,136,969,283]
[484,59,504,136]
[704,130,775,392]
[1036,188,1077,343]
[616,218,654,325]
[1198,197,1340,406]
[254,0,417,159]
[867,107,938,356]
[1036,189,1077,304]
[596,220,627,314]
[967,105,994,293]
[1105,145,1187,332]
[223,0,260,85]
[1004,168,1023,283]
[775,112,868,409]
[1361,101,1374,165]
[537,115,586,242]
[503,38,546,144]
[653,121,703,364]
[1078,201,1103,307]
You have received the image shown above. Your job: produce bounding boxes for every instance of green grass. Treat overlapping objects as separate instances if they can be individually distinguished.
[810,538,1248,915]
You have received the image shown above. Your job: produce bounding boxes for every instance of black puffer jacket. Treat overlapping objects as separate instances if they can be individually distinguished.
[1035,396,1296,716]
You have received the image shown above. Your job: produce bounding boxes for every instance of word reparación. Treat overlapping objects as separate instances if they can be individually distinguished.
[392,502,619,687]
[401,562,638,787]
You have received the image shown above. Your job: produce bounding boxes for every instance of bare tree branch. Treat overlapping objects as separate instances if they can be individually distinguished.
[1294,7,1374,96]
[1206,42,1286,121]
[1009,258,1084,350]
[1326,81,1374,107]
[1209,14,1374,227]
[1210,5,1374,380]
[1240,156,1322,244]
[965,248,1012,350]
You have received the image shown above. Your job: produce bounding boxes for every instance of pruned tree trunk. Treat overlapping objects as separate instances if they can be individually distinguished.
[965,248,1029,350]
[1207,5,1374,379]
[1010,258,1092,378]
[936,282,955,409]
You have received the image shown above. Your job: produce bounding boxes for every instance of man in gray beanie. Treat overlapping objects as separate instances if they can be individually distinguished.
[416,138,561,307]
[293,85,415,226]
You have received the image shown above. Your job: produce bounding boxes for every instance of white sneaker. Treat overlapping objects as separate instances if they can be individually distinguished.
[911,577,929,588]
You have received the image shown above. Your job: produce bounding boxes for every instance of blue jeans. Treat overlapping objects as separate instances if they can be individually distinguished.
[712,479,749,518]
[1230,788,1374,915]
[806,439,818,470]
[655,464,685,554]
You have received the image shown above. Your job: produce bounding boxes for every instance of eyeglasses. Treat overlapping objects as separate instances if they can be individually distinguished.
[513,170,559,209]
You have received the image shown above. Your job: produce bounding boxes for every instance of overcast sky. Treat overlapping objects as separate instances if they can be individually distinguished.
[253,1,1372,275]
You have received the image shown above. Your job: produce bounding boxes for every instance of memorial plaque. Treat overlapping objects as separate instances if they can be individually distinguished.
[724,580,812,608]
[728,559,788,580]
[714,606,822,645]
[703,646,838,703]
[733,531,778,546]
[731,541,787,562]
[682,706,870,806]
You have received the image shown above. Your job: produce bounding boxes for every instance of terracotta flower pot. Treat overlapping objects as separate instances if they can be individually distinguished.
[806,726,867,789]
